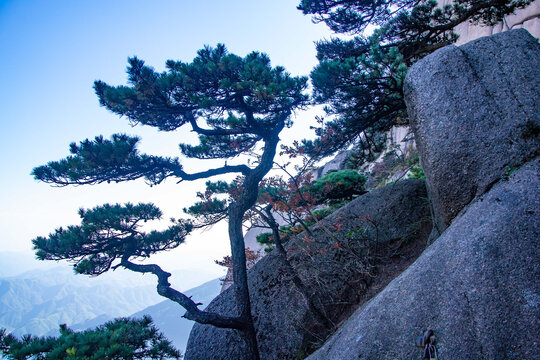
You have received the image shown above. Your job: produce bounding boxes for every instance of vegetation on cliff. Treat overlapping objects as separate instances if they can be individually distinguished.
[18,1,535,359]
[31,45,308,359]
[298,0,533,158]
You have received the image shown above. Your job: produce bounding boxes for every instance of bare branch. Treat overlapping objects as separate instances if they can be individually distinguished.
[120,256,248,330]
[176,164,250,182]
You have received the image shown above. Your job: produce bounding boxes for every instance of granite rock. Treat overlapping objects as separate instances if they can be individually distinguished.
[404,29,540,234]
[307,159,540,360]
[185,180,431,360]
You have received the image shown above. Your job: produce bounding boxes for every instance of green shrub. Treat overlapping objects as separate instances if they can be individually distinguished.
[256,232,275,252]
[309,170,367,203]
[408,165,425,179]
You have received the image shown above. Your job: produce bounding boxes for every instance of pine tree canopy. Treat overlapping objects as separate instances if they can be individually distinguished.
[182,180,236,227]
[32,203,192,275]
[32,134,181,186]
[32,44,308,186]
[308,169,367,202]
[298,0,532,157]
[31,45,309,349]
[0,317,181,360]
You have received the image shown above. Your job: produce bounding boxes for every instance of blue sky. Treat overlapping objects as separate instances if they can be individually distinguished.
[0,0,332,281]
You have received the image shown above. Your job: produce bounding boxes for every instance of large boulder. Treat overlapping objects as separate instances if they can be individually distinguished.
[404,29,540,236]
[185,180,432,360]
[306,30,540,360]
[307,159,540,360]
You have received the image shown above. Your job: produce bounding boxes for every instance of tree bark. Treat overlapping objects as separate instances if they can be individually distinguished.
[226,116,287,359]
[120,257,248,330]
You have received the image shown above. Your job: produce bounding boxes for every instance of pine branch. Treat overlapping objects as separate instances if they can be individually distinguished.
[120,257,248,330]
[32,134,251,186]
[176,164,250,181]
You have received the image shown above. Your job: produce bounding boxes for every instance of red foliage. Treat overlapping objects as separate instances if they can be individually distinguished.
[333,222,343,232]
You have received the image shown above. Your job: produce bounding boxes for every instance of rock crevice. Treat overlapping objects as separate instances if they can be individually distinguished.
[306,29,540,360]
[185,180,432,360]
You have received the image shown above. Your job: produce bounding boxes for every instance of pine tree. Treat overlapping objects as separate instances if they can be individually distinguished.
[0,317,181,360]
[32,44,308,359]
[297,0,532,157]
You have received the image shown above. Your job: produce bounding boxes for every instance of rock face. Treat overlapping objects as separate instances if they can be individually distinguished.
[185,180,432,360]
[313,149,351,179]
[186,30,539,360]
[438,0,540,44]
[361,125,418,189]
[405,29,540,235]
[307,159,540,360]
[307,30,540,360]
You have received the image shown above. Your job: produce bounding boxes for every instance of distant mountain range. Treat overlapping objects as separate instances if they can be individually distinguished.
[51,277,222,352]
[0,266,162,336]
[0,251,222,354]
[0,252,57,277]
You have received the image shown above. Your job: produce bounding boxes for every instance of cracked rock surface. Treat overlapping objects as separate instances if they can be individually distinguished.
[308,158,540,360]
[405,29,540,234]
[308,29,540,360]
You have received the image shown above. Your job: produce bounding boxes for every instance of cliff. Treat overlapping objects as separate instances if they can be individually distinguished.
[308,28,540,360]
[185,29,539,359]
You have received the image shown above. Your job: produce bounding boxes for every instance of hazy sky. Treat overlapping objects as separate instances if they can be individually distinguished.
[0,0,333,282]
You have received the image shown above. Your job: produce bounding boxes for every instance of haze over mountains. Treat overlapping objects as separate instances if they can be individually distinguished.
[53,277,222,352]
[0,251,222,352]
